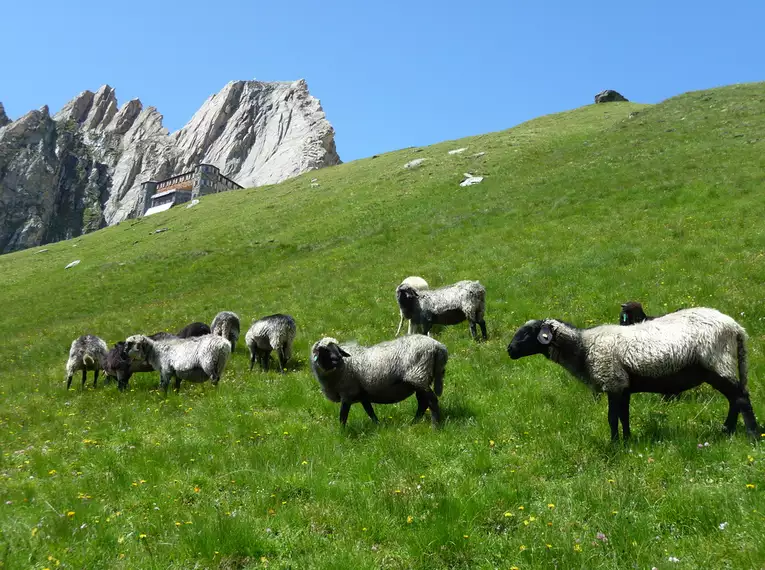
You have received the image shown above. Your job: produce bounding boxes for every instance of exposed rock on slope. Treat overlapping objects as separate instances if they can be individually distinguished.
[0,80,340,253]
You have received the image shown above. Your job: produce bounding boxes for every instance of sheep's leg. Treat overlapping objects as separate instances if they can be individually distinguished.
[174,374,182,392]
[479,319,488,341]
[93,370,99,388]
[426,390,441,427]
[160,372,171,395]
[707,374,742,433]
[396,314,404,336]
[66,375,73,390]
[413,391,429,422]
[249,349,256,371]
[339,401,352,426]
[736,390,759,437]
[361,399,379,424]
[619,392,631,440]
[263,351,271,372]
[606,393,621,441]
[469,321,478,340]
[277,347,287,374]
[81,369,87,389]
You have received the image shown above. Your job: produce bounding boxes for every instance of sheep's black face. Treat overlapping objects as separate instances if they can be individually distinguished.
[620,301,648,326]
[396,285,418,316]
[507,320,551,359]
[313,343,350,371]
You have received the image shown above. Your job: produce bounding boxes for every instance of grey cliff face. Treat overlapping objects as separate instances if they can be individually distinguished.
[0,80,340,253]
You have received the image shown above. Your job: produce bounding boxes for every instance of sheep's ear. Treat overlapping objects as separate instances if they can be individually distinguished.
[537,325,553,345]
[338,347,351,358]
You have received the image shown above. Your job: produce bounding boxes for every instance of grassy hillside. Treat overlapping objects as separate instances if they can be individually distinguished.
[2,82,765,569]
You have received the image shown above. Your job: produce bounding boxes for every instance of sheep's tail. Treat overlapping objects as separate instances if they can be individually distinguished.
[83,354,95,368]
[432,346,448,397]
[737,330,749,390]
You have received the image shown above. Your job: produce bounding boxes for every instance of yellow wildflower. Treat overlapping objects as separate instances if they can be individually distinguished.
[746,484,755,489]
[519,545,527,551]
[407,516,413,524]
[66,511,75,517]
[574,544,582,552]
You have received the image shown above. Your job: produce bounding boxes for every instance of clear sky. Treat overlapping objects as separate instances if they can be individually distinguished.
[2,1,763,162]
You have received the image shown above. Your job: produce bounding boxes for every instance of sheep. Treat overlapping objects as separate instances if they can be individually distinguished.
[396,280,487,341]
[102,331,181,391]
[507,307,759,441]
[620,301,655,325]
[211,311,241,351]
[177,321,211,338]
[65,335,108,389]
[310,335,448,427]
[245,314,297,373]
[395,276,429,335]
[123,334,231,394]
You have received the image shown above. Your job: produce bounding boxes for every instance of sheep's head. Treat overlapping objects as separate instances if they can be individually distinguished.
[619,301,648,326]
[507,320,554,359]
[396,284,419,316]
[124,335,151,361]
[311,337,350,372]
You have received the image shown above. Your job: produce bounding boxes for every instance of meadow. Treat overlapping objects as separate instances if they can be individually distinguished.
[1,82,765,569]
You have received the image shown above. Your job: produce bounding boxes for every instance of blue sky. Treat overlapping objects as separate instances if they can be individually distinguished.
[2,1,763,162]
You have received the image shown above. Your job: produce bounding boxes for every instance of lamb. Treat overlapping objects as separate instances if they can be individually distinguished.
[619,301,655,325]
[245,314,297,373]
[65,335,108,389]
[123,334,231,394]
[177,321,211,338]
[396,280,487,341]
[103,331,181,391]
[310,335,448,427]
[211,311,241,351]
[395,276,429,335]
[507,307,759,441]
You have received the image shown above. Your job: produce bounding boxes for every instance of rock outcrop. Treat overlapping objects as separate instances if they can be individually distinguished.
[0,103,10,128]
[0,80,340,253]
[594,90,629,104]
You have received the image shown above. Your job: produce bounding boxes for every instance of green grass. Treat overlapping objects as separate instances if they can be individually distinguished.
[2,82,765,569]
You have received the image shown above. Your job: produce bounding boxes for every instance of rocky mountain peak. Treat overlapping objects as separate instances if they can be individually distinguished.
[0,79,341,253]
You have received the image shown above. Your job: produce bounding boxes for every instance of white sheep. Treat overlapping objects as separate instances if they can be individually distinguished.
[65,335,108,389]
[124,334,231,394]
[310,335,448,426]
[396,280,487,341]
[245,314,297,373]
[507,307,759,441]
[395,276,429,335]
[211,311,241,351]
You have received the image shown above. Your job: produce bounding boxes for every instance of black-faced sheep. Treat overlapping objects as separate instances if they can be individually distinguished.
[103,331,180,391]
[395,276,429,335]
[507,308,759,441]
[620,301,655,326]
[396,280,487,341]
[124,334,231,394]
[177,322,211,338]
[211,311,241,351]
[245,314,297,373]
[310,335,448,427]
[65,335,108,389]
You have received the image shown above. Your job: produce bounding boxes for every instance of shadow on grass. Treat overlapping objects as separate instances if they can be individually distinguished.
[442,400,478,425]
